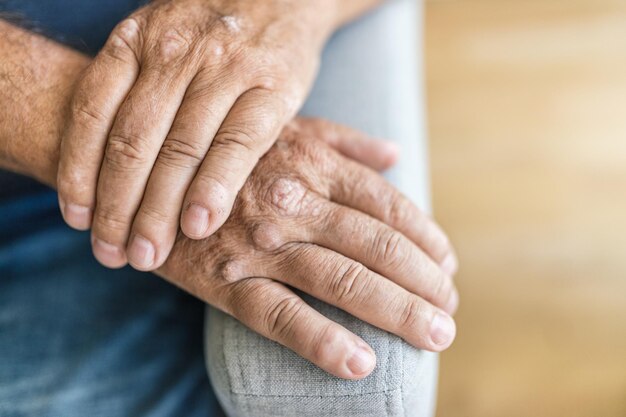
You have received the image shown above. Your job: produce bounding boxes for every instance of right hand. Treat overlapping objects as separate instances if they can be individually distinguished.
[157,118,459,380]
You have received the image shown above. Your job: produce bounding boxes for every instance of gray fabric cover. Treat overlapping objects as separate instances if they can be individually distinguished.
[205,0,438,415]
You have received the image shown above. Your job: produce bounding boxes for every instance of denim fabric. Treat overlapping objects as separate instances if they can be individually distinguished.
[0,194,222,417]
[205,0,439,416]
[0,1,221,416]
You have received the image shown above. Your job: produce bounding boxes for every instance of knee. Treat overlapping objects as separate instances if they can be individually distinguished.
[204,301,438,417]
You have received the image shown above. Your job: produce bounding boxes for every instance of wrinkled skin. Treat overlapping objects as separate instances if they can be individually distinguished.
[157,119,459,380]
[56,0,338,270]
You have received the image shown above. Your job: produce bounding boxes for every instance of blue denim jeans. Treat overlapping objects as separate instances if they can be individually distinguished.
[0,193,222,416]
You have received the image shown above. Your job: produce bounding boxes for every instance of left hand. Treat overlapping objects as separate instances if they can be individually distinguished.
[56,0,338,269]
[157,119,458,379]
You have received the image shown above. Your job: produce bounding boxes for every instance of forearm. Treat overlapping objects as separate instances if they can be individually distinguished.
[0,19,88,187]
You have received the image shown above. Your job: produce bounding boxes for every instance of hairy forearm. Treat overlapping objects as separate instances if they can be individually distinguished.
[0,19,88,187]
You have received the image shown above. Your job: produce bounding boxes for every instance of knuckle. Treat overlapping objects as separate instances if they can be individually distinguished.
[216,259,246,283]
[207,40,226,59]
[106,18,142,61]
[386,192,411,225]
[94,206,129,234]
[158,136,205,169]
[398,297,424,334]
[105,132,149,171]
[249,222,284,251]
[214,125,258,153]
[331,262,369,304]
[72,105,107,128]
[293,138,335,170]
[219,15,243,35]
[136,204,170,227]
[373,229,405,271]
[265,296,304,339]
[154,28,192,63]
[432,273,454,305]
[266,178,312,217]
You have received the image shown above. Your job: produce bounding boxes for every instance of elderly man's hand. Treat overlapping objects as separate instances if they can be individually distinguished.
[55,0,347,270]
[157,118,459,380]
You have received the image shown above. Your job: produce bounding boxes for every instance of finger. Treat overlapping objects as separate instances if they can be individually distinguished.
[329,157,458,275]
[225,278,377,380]
[57,18,142,230]
[273,244,457,352]
[181,88,289,240]
[126,72,243,270]
[296,118,399,171]
[305,202,458,315]
[91,64,195,268]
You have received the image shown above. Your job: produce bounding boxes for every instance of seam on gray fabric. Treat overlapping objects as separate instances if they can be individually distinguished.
[384,335,391,417]
[234,327,250,415]
[221,318,235,414]
[400,340,405,417]
[228,387,403,399]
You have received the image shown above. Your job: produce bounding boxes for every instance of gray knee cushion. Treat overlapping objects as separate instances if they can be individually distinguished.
[205,297,438,417]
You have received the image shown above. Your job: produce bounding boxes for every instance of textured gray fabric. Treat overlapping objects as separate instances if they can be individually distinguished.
[205,0,438,415]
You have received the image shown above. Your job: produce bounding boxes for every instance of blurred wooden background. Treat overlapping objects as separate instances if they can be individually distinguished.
[426,0,626,416]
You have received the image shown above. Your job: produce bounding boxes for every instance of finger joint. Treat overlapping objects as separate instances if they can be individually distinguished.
[105,132,149,171]
[214,126,257,153]
[158,136,205,169]
[265,296,304,339]
[94,207,129,234]
[374,229,405,271]
[331,262,369,304]
[106,18,142,62]
[398,297,423,334]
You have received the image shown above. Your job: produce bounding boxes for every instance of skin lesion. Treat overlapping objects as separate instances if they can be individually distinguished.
[267,177,311,217]
[249,222,285,251]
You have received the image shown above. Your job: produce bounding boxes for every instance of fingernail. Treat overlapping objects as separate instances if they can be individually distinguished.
[446,288,460,315]
[59,196,91,231]
[182,203,209,238]
[127,234,155,270]
[347,343,376,376]
[92,237,126,268]
[441,253,458,276]
[430,313,456,347]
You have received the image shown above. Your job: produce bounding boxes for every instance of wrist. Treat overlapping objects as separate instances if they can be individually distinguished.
[0,20,89,188]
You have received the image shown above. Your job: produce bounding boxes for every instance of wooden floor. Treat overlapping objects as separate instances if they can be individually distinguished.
[426,1,626,416]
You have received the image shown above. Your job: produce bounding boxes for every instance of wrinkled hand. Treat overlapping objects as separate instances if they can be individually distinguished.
[56,0,337,270]
[157,119,459,380]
